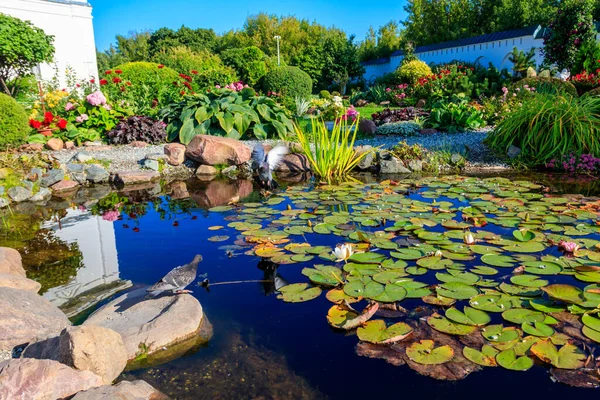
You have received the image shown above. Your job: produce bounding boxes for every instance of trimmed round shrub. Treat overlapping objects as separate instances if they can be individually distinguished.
[260,66,312,104]
[0,93,29,149]
[396,60,433,84]
[107,116,166,145]
[511,77,578,98]
[319,90,332,99]
[583,87,600,98]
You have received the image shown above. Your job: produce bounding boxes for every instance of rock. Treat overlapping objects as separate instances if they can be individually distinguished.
[507,145,521,159]
[142,159,160,171]
[191,179,253,208]
[0,274,41,293]
[65,141,76,150]
[129,141,148,148]
[358,119,377,135]
[380,158,411,174]
[67,163,86,173]
[0,247,25,277]
[539,70,551,78]
[85,165,109,183]
[274,153,312,172]
[169,181,189,200]
[526,67,537,77]
[221,165,238,176]
[25,326,127,385]
[0,358,102,400]
[40,169,65,187]
[85,145,112,152]
[164,143,186,166]
[84,288,207,360]
[73,152,93,163]
[21,180,34,191]
[0,186,4,195]
[419,128,437,135]
[29,188,51,202]
[111,171,160,186]
[185,135,251,166]
[19,143,43,152]
[0,198,8,208]
[407,160,423,172]
[195,165,218,176]
[46,138,64,151]
[26,167,43,183]
[71,380,169,400]
[7,186,32,202]
[0,287,71,351]
[83,141,102,147]
[415,99,427,108]
[450,153,464,165]
[51,180,79,193]
[354,146,374,170]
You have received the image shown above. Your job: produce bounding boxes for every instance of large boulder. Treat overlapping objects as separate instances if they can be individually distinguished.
[274,153,311,172]
[24,325,128,385]
[72,380,169,400]
[0,273,41,293]
[83,288,207,360]
[185,135,251,166]
[0,287,71,351]
[0,247,25,277]
[0,358,102,400]
[164,143,186,166]
[190,179,253,209]
[355,146,374,170]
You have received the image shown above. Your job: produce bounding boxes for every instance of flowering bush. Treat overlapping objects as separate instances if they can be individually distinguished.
[28,111,68,132]
[569,65,600,94]
[546,154,600,175]
[311,95,346,120]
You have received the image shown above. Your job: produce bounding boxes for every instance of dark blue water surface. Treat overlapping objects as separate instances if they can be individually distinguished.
[13,173,600,399]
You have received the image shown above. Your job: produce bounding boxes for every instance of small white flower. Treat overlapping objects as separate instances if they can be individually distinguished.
[434,250,443,257]
[332,244,354,262]
[464,232,475,245]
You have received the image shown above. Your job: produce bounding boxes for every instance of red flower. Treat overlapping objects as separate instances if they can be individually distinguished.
[179,73,192,82]
[90,78,95,84]
[105,70,112,75]
[57,119,68,130]
[180,90,186,95]
[112,77,122,84]
[158,64,164,69]
[191,70,198,75]
[100,79,108,85]
[115,69,122,74]
[76,83,81,88]
[126,81,132,86]
[29,119,42,129]
[43,112,54,124]
[183,81,192,90]
[120,86,126,92]
[172,81,178,86]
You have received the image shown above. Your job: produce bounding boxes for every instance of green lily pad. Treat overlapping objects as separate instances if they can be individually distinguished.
[470,294,512,312]
[436,282,480,300]
[522,261,563,275]
[277,283,321,303]
[446,306,491,326]
[463,345,498,367]
[522,321,555,337]
[496,349,533,371]
[541,284,586,304]
[406,340,454,365]
[502,308,545,324]
[370,284,408,303]
[481,254,516,267]
[301,265,342,286]
[530,341,586,369]
[427,314,477,335]
[357,320,413,344]
[510,275,549,288]
[513,229,535,242]
[348,252,386,264]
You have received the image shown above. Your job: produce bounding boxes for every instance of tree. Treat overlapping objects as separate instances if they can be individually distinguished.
[0,13,54,97]
[220,46,269,86]
[115,31,151,62]
[508,47,536,77]
[96,45,127,71]
[148,26,217,57]
[542,0,597,71]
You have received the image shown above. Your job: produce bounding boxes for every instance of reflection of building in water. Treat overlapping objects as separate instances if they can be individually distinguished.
[41,208,131,317]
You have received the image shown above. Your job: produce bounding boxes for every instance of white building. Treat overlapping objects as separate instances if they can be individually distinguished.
[363,23,600,82]
[0,0,98,86]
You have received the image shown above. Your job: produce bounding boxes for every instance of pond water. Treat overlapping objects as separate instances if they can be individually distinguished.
[3,172,600,399]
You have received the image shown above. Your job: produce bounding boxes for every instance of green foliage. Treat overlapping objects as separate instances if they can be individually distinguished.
[161,88,294,143]
[220,46,269,87]
[294,118,373,182]
[426,95,485,133]
[487,94,600,166]
[319,90,332,99]
[0,93,29,149]
[543,0,597,71]
[396,60,432,84]
[508,47,537,78]
[573,40,600,75]
[0,13,55,97]
[376,121,421,136]
[511,77,579,98]
[148,26,217,57]
[583,87,600,98]
[260,66,312,106]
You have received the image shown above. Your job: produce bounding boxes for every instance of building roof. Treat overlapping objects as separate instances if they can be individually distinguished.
[363,57,391,66]
[42,0,91,6]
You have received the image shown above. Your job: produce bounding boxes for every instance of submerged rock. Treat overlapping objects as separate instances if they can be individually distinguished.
[83,288,209,361]
[71,380,170,400]
[195,165,218,177]
[0,358,102,400]
[185,134,251,166]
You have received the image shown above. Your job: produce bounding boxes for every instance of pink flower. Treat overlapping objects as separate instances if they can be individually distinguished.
[102,210,120,222]
[103,104,112,110]
[75,114,89,123]
[86,91,107,106]
[65,102,75,111]
[215,85,221,89]
[558,240,579,253]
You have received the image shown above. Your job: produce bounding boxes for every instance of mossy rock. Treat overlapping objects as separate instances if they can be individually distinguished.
[511,77,578,98]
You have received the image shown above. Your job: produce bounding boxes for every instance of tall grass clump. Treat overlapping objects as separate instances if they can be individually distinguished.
[487,94,600,166]
[294,118,373,182]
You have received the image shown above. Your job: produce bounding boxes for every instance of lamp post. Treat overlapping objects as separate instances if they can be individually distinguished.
[274,35,281,66]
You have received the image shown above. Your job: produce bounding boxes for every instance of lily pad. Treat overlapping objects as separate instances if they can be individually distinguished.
[496,349,533,371]
[436,282,480,300]
[530,341,586,369]
[406,340,454,365]
[427,313,477,335]
[445,306,491,326]
[357,320,413,344]
[463,346,498,367]
[277,283,321,303]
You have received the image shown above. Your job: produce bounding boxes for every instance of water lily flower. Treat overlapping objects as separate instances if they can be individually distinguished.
[464,232,475,245]
[333,244,354,262]
[558,240,579,253]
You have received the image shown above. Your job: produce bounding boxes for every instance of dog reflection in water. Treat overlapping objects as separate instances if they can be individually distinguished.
[257,259,288,296]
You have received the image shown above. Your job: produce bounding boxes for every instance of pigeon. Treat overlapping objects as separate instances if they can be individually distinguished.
[146,254,203,298]
[251,144,288,189]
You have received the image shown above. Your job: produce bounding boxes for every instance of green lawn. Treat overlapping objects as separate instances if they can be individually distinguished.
[355,105,398,119]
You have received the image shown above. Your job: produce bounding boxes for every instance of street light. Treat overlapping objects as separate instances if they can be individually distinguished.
[274,35,281,66]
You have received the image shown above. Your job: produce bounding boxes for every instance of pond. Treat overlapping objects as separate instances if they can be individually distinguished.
[4,172,600,399]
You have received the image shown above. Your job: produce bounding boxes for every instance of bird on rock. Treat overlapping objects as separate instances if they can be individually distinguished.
[251,144,288,189]
[146,254,202,298]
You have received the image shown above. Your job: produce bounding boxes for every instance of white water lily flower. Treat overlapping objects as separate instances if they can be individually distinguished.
[434,250,443,257]
[333,244,354,262]
[464,232,475,245]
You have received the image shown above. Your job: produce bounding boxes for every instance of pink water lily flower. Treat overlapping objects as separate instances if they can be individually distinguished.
[558,240,579,253]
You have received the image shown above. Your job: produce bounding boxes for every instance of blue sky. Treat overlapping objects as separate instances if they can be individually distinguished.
[89,0,408,51]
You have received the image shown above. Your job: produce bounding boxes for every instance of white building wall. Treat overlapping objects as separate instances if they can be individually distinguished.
[0,0,98,87]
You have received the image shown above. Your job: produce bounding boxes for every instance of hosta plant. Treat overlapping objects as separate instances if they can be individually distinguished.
[161,87,294,144]
[426,95,485,133]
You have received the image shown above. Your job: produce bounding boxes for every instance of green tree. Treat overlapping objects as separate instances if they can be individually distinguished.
[508,47,536,77]
[220,46,269,86]
[96,45,127,72]
[148,26,217,57]
[115,31,151,62]
[0,13,54,97]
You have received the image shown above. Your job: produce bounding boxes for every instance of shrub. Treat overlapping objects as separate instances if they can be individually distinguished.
[0,93,29,148]
[396,60,432,84]
[261,66,312,107]
[427,95,486,133]
[486,94,600,166]
[152,46,223,73]
[573,40,600,75]
[511,77,579,97]
[161,88,294,143]
[371,107,430,126]
[583,87,600,98]
[320,90,332,99]
[376,121,421,136]
[220,46,268,87]
[331,91,341,97]
[107,116,166,145]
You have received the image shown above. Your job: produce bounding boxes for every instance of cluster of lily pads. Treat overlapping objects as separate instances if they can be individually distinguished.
[207,176,600,387]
